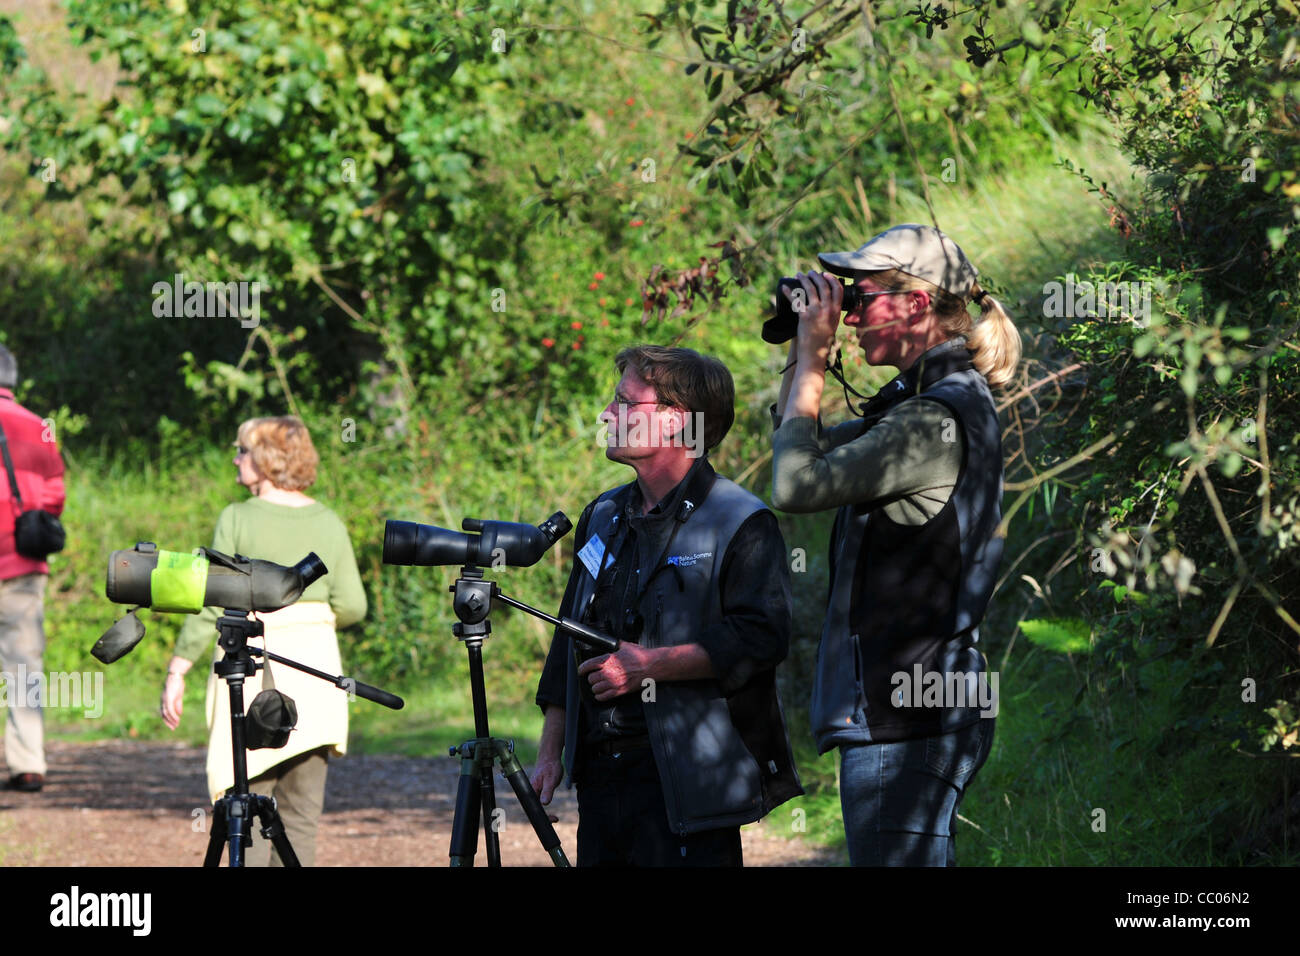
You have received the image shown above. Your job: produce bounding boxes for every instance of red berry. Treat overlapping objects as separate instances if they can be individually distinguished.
[594,271,605,280]
[571,321,583,330]
[542,338,555,348]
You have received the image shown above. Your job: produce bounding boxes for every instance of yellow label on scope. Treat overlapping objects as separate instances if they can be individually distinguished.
[150,549,210,613]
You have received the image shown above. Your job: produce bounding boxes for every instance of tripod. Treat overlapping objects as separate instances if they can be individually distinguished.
[446,565,617,867]
[202,609,404,867]
[201,610,298,867]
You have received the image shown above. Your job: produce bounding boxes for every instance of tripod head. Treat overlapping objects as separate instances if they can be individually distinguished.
[445,564,619,654]
[451,567,494,643]
[212,609,265,681]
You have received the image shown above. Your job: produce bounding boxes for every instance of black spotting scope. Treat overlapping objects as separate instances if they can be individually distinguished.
[383,512,571,568]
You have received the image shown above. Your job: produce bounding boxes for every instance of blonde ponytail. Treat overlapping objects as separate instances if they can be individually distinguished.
[965,284,1021,388]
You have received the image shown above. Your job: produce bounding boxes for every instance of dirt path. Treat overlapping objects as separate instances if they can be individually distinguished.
[0,739,844,866]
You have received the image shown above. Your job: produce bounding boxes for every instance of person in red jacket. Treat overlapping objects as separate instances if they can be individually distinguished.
[0,346,66,792]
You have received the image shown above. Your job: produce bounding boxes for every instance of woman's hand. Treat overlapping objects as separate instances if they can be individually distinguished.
[778,271,843,422]
[160,656,192,730]
[790,271,843,362]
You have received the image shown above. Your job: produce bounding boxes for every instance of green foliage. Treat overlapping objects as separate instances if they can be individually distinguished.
[2,0,563,440]
[960,642,1284,865]
[1019,617,1092,654]
[640,0,1092,213]
[1030,1,1300,741]
[1259,700,1299,753]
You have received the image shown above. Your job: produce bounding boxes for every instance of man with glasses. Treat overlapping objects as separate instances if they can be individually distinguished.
[530,345,801,866]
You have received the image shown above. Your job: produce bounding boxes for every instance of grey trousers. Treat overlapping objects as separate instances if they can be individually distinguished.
[243,746,330,867]
[0,573,47,777]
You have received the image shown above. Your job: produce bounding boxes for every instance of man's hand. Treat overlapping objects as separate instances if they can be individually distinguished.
[578,642,657,701]
[530,705,566,822]
[530,754,564,812]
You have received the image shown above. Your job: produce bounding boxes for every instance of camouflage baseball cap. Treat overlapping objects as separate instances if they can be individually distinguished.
[818,224,979,298]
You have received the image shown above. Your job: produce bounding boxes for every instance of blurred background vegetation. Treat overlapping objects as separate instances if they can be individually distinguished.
[1,0,1296,864]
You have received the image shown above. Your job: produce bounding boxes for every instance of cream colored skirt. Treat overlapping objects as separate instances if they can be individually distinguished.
[204,601,348,802]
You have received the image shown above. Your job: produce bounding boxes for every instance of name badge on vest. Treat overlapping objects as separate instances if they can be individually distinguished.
[578,533,607,579]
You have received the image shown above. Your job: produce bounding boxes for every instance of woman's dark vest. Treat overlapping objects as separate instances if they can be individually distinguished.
[811,342,1005,751]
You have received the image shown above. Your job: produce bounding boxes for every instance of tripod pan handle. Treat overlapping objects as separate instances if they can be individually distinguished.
[559,616,619,654]
[342,677,405,710]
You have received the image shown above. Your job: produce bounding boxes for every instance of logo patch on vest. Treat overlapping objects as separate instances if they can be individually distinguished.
[666,551,713,567]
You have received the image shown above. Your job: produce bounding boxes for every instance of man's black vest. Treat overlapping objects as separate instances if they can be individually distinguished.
[561,465,802,834]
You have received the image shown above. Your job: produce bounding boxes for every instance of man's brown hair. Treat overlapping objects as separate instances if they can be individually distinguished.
[614,345,735,452]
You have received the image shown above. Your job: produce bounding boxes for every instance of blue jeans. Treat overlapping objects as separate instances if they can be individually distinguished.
[839,718,994,866]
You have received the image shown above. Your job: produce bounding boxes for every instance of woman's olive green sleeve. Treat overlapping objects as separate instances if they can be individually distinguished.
[326,520,367,629]
[771,399,964,515]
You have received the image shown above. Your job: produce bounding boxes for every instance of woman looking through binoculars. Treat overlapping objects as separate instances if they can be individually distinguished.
[770,224,1019,867]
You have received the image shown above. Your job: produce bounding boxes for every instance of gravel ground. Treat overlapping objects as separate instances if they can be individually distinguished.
[0,739,844,867]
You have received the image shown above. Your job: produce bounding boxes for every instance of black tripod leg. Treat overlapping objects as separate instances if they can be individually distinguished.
[479,748,502,868]
[226,794,248,868]
[498,748,571,867]
[203,800,228,868]
[253,794,301,867]
[449,751,481,866]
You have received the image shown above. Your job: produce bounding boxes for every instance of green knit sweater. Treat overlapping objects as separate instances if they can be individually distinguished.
[174,497,368,663]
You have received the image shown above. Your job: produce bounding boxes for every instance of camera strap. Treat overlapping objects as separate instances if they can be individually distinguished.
[826,353,876,418]
[833,336,976,420]
[0,421,26,515]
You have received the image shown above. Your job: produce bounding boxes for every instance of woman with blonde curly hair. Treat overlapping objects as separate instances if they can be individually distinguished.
[771,224,1019,866]
[160,416,366,866]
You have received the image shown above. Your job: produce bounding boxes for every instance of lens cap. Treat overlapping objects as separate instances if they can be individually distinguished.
[246,689,298,750]
[90,610,146,665]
